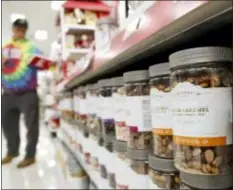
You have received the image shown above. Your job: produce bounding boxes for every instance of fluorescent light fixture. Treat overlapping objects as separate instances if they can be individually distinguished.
[35,30,48,41]
[51,1,65,11]
[10,13,26,23]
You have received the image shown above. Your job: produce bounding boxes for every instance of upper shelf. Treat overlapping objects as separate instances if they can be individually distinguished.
[64,24,96,34]
[65,0,232,90]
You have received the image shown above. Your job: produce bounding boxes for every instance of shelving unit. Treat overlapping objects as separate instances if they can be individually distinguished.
[60,0,232,89]
[54,1,233,189]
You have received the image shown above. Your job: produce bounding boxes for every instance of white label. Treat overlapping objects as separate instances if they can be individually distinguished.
[113,93,127,122]
[102,97,114,119]
[79,99,87,115]
[172,82,232,146]
[126,96,152,131]
[150,88,171,130]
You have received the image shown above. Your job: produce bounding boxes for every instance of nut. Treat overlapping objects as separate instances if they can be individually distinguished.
[205,149,214,163]
[153,135,173,158]
[129,131,152,149]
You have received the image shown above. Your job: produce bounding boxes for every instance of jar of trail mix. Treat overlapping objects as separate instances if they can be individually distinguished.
[123,70,152,151]
[87,84,99,140]
[180,171,233,189]
[114,140,130,190]
[149,63,172,159]
[99,79,115,146]
[127,147,150,189]
[73,88,79,121]
[112,77,129,143]
[148,155,180,189]
[79,86,89,137]
[169,47,233,175]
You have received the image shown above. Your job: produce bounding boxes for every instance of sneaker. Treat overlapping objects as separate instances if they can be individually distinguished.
[17,158,36,168]
[2,154,19,165]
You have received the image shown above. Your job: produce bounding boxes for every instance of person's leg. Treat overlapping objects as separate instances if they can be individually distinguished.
[18,91,39,168]
[2,95,20,164]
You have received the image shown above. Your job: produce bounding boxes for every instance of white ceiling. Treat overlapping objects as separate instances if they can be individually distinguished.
[2,1,58,56]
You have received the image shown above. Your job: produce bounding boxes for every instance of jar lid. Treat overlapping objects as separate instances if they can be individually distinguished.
[123,70,149,83]
[149,63,170,77]
[111,77,124,86]
[169,47,232,69]
[148,154,177,172]
[97,17,116,25]
[127,147,150,160]
[180,171,233,189]
[113,140,127,152]
[98,79,111,87]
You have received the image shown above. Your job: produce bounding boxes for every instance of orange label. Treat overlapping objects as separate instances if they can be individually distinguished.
[173,135,226,146]
[153,128,172,136]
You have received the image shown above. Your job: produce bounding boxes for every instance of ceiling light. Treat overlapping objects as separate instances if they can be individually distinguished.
[35,30,48,41]
[10,13,26,23]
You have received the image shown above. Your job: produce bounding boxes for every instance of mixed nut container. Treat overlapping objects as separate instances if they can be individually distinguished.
[148,155,180,189]
[169,47,233,175]
[149,63,172,159]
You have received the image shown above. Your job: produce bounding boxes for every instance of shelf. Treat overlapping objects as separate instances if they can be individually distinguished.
[65,0,232,89]
[64,48,91,61]
[64,24,96,35]
[58,121,112,189]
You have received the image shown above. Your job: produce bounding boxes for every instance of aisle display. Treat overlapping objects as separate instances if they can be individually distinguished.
[53,1,232,190]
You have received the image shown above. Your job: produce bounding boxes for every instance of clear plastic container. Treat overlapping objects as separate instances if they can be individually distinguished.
[149,155,180,189]
[123,70,152,150]
[87,84,99,140]
[180,171,233,189]
[169,47,233,175]
[149,63,172,159]
[112,77,129,142]
[99,79,115,146]
[95,17,118,53]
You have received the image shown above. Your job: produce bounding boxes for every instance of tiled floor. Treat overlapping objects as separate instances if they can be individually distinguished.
[2,121,67,189]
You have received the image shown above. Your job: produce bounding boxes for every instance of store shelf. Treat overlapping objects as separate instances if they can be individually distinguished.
[64,24,96,35]
[65,0,232,89]
[64,48,91,61]
[57,121,112,189]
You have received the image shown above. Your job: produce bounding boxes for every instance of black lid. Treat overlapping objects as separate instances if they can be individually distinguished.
[149,154,177,172]
[149,63,170,77]
[13,19,28,28]
[169,47,232,69]
[111,77,124,86]
[98,79,112,87]
[180,171,233,189]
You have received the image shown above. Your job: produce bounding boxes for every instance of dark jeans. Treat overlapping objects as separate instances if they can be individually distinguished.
[1,91,39,159]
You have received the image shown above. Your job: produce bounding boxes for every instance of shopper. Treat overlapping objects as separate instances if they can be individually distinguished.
[1,19,42,168]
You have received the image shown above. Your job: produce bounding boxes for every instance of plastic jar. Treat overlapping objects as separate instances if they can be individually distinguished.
[123,70,152,150]
[95,17,118,53]
[114,140,130,190]
[112,77,129,142]
[169,47,233,175]
[107,150,116,188]
[81,85,89,138]
[148,155,180,189]
[99,79,115,146]
[180,171,233,189]
[149,63,172,159]
[73,88,80,121]
[98,146,108,179]
[127,147,150,189]
[87,84,99,140]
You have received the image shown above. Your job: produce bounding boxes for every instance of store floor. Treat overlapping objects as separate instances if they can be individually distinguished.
[2,120,67,189]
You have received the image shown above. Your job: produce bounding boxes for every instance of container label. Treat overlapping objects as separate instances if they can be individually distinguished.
[150,88,171,135]
[172,82,232,146]
[126,96,152,132]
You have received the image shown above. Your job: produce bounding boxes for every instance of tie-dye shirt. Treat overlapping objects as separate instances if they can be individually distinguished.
[2,38,43,94]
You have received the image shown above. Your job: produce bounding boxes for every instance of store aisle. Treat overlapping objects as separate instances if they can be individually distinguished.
[2,120,67,189]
